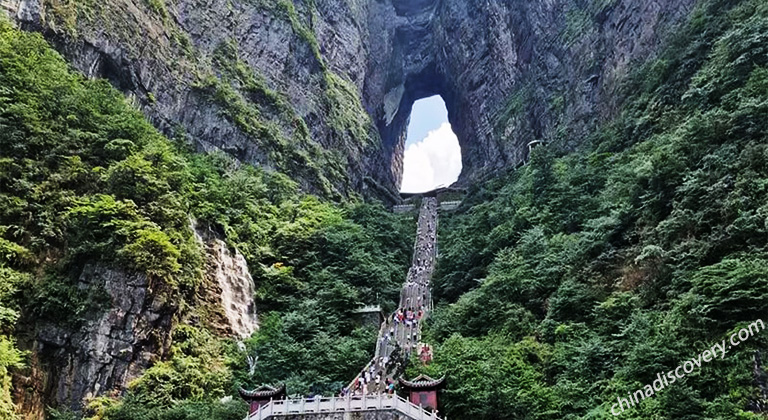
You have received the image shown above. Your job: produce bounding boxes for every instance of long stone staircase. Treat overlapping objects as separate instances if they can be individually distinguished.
[349,197,438,393]
[247,198,442,420]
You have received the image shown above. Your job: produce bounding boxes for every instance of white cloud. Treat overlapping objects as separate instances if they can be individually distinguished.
[400,123,462,193]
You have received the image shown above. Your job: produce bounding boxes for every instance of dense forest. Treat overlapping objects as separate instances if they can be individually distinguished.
[1,0,768,418]
[412,0,768,418]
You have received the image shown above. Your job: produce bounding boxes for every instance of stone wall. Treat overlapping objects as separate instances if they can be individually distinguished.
[266,410,412,420]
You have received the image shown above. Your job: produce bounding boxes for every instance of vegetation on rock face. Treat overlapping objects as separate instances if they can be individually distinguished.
[0,18,414,419]
[417,0,768,418]
[40,0,377,198]
[0,266,24,420]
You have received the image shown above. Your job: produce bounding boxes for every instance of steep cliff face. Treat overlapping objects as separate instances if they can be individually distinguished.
[3,0,696,196]
[3,0,765,417]
[362,0,697,185]
[13,229,258,415]
[0,0,705,413]
[3,0,381,199]
[14,265,175,413]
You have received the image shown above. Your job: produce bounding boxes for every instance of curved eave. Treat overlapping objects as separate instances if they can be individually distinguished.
[399,375,446,389]
[238,384,286,400]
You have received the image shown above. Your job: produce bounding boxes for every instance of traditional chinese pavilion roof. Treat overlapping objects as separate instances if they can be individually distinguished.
[238,384,286,401]
[399,374,446,390]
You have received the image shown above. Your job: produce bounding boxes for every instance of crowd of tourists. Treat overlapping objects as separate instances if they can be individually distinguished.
[345,198,439,397]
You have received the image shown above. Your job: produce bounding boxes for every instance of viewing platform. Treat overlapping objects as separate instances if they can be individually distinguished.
[245,394,444,420]
[399,186,466,200]
[393,204,416,213]
[393,200,461,213]
[438,201,461,211]
[393,187,465,213]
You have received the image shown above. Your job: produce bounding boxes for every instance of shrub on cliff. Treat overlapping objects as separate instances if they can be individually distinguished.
[424,0,768,418]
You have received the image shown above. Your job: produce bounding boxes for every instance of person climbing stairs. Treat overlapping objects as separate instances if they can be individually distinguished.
[347,197,439,396]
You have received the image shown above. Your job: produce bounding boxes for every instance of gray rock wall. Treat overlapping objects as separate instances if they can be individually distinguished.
[17,265,174,413]
[12,222,260,415]
[3,0,383,198]
[361,0,698,186]
[3,0,697,198]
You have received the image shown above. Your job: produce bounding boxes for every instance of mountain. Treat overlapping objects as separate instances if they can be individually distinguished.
[6,0,693,196]
[1,0,767,419]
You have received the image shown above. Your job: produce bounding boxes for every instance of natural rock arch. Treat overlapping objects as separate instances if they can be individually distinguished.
[361,0,535,195]
[360,0,696,197]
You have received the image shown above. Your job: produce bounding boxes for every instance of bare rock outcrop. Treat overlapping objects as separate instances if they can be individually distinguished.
[15,265,174,413]
[3,0,696,198]
[13,224,258,415]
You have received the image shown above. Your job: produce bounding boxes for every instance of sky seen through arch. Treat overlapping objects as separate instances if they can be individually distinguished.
[400,95,462,193]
